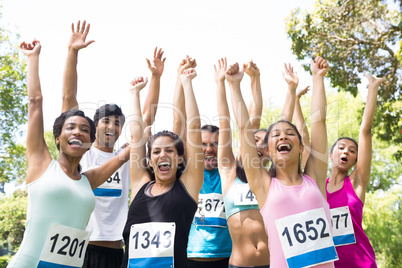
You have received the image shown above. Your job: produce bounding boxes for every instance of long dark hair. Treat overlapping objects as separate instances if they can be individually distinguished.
[146,130,186,180]
[264,120,303,178]
[53,109,96,172]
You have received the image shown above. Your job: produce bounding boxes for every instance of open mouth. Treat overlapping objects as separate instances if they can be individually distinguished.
[68,138,83,148]
[105,132,115,137]
[204,156,216,165]
[340,157,347,163]
[158,162,171,173]
[257,151,263,156]
[277,143,291,152]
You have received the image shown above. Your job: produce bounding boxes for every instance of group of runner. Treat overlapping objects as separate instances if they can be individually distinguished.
[7,20,381,268]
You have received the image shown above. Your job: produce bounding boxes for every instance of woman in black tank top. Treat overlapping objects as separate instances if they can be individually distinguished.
[122,66,203,268]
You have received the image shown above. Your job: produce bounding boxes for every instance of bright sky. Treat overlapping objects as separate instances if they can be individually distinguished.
[2,0,319,147]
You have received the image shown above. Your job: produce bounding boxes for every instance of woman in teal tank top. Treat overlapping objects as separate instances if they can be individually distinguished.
[8,37,129,268]
[215,58,270,268]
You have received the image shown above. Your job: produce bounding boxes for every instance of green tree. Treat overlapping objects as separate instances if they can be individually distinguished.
[363,186,402,267]
[44,130,59,160]
[285,0,402,153]
[0,7,28,184]
[0,189,27,252]
[298,88,402,191]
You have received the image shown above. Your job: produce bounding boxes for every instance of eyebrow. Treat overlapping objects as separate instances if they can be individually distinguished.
[65,122,90,128]
[338,142,357,149]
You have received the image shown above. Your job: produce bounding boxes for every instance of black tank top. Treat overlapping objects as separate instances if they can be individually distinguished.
[122,179,197,268]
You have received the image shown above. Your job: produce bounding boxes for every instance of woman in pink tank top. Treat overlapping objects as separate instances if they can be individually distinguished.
[326,74,384,268]
[227,57,337,268]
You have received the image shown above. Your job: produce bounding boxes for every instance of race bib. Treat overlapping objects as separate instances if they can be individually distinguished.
[87,165,123,197]
[234,184,258,206]
[194,193,227,227]
[275,208,338,268]
[129,222,175,268]
[330,206,356,246]
[37,224,90,268]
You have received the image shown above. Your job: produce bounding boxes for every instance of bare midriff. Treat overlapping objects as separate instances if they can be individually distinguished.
[227,209,270,266]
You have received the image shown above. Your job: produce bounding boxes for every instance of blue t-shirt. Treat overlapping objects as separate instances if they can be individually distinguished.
[187,168,232,258]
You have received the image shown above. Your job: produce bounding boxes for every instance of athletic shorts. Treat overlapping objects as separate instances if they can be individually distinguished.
[82,244,123,268]
[188,258,230,268]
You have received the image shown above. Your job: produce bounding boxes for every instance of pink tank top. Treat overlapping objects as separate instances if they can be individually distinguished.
[260,175,335,268]
[326,176,377,267]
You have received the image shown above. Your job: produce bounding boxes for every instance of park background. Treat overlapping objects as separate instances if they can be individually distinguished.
[0,0,401,267]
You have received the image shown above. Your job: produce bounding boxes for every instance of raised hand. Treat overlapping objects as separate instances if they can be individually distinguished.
[310,56,329,77]
[180,68,197,82]
[20,40,41,56]
[177,55,197,74]
[282,63,299,90]
[129,77,148,92]
[225,63,244,83]
[365,73,386,87]
[244,60,260,78]
[214,57,227,82]
[68,20,94,51]
[296,86,310,99]
[146,47,166,76]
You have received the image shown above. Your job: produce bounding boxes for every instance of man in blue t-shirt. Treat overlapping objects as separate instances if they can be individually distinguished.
[187,125,232,268]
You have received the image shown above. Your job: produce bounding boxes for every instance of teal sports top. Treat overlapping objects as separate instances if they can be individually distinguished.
[8,160,95,267]
[223,177,259,219]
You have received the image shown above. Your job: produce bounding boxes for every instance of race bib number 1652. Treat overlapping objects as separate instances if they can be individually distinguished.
[275,208,338,268]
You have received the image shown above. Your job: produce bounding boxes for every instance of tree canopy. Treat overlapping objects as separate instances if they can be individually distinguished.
[285,0,402,156]
[0,8,28,184]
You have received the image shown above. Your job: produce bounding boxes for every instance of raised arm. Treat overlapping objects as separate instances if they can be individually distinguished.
[293,86,311,168]
[215,58,236,193]
[351,73,384,202]
[179,68,203,201]
[61,20,94,112]
[20,40,52,184]
[226,63,268,207]
[129,77,151,200]
[143,47,166,127]
[172,56,196,141]
[304,57,329,197]
[280,63,298,122]
[244,61,263,130]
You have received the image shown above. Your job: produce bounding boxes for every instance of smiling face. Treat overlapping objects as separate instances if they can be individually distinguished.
[266,122,303,167]
[149,136,183,182]
[95,115,122,149]
[56,115,92,157]
[202,130,219,171]
[330,139,358,171]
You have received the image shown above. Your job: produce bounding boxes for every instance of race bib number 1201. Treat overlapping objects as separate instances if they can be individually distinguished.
[129,222,175,268]
[38,224,90,268]
[275,208,338,268]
